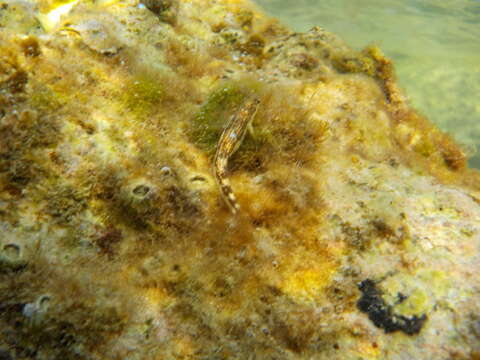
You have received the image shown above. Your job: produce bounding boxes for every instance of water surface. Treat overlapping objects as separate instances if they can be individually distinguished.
[255,0,480,167]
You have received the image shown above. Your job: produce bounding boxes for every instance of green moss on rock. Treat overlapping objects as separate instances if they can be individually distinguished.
[189,83,248,154]
[122,72,165,119]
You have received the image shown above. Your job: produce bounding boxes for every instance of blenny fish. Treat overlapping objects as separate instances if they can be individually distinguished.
[213,97,260,213]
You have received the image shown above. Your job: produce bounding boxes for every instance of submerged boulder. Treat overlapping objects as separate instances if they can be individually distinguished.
[0,0,479,359]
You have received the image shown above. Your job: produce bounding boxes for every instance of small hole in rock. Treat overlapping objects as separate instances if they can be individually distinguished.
[132,185,150,197]
[3,243,21,260]
[190,175,206,183]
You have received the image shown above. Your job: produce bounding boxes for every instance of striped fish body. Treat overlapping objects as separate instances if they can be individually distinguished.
[213,97,260,213]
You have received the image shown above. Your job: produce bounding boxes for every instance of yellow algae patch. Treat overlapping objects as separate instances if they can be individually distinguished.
[416,269,450,298]
[36,0,80,32]
[143,287,173,308]
[170,336,197,359]
[355,341,381,359]
[279,263,337,303]
[381,269,451,317]
[239,178,289,215]
[120,264,175,310]
[394,288,430,317]
[95,0,121,5]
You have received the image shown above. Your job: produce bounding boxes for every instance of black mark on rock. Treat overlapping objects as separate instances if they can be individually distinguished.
[357,279,427,335]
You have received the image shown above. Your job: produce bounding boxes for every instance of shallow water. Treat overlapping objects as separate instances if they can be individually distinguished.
[254,0,480,168]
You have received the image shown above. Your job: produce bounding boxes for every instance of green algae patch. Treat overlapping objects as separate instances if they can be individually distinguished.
[332,51,376,76]
[188,78,322,171]
[121,73,165,119]
[29,84,66,113]
[189,83,248,154]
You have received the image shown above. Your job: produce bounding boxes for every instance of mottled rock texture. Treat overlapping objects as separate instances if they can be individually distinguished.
[0,0,479,359]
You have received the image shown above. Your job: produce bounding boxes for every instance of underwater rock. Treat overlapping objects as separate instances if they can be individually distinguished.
[0,0,479,359]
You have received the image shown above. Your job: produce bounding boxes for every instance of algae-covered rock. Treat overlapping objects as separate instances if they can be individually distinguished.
[0,0,479,359]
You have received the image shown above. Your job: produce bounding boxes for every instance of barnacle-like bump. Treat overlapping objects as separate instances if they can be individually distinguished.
[132,184,151,198]
[116,178,161,227]
[190,175,207,183]
[3,243,21,261]
[0,243,27,272]
[122,179,157,205]
[160,166,174,176]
